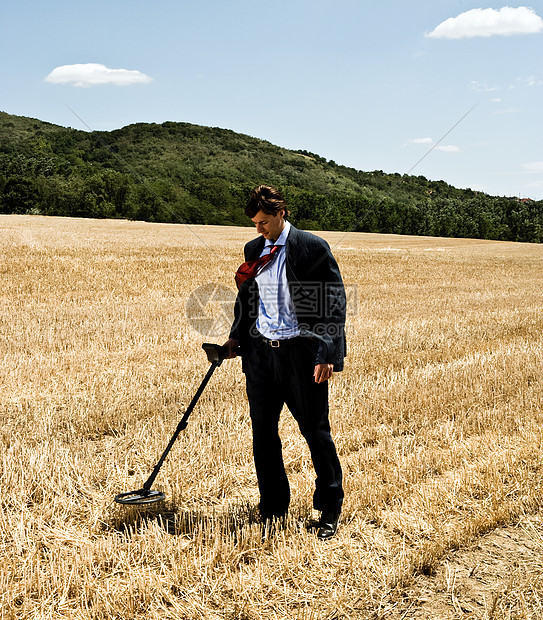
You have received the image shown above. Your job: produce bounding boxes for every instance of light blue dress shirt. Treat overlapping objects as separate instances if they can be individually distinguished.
[255,221,300,340]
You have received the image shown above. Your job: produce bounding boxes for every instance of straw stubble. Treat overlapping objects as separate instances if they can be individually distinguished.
[1,215,542,619]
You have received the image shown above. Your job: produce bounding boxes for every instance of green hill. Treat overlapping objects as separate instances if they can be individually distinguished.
[1,111,542,241]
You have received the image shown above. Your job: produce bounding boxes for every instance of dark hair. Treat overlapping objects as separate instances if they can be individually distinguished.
[245,185,289,218]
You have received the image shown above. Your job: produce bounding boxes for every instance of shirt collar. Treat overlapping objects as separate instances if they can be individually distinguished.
[265,220,291,248]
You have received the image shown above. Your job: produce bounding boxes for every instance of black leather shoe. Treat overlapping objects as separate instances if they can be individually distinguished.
[316,510,340,540]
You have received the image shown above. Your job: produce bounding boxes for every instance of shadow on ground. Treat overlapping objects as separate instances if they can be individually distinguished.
[106,499,314,540]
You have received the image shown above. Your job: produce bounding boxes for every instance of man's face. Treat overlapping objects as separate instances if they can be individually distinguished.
[251,209,285,241]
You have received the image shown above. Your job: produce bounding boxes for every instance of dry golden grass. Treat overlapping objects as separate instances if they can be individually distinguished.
[1,214,542,619]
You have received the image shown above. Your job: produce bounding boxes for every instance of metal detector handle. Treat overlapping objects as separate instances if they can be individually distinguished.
[142,345,224,492]
[202,342,229,365]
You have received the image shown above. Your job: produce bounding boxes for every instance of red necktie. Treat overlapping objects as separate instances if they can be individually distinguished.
[235,245,280,289]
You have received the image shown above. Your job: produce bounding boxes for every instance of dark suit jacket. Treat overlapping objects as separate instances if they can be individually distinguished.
[230,225,347,372]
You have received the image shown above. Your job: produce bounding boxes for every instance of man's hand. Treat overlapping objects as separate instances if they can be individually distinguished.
[314,363,333,383]
[223,338,240,359]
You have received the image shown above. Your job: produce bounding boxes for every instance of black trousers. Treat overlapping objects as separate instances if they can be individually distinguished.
[244,336,344,518]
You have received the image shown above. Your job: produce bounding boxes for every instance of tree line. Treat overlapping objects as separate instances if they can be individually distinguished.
[1,112,542,242]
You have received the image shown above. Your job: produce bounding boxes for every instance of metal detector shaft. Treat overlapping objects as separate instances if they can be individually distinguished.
[142,358,220,492]
[114,342,231,505]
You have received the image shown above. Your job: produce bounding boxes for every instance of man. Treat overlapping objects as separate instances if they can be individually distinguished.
[224,185,346,539]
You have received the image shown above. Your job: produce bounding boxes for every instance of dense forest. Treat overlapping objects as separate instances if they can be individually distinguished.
[1,111,542,242]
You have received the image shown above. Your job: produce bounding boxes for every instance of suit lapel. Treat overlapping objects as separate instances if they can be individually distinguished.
[246,236,265,261]
[246,223,301,276]
[285,224,301,280]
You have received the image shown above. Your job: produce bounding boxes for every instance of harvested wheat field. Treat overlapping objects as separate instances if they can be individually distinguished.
[1,214,543,619]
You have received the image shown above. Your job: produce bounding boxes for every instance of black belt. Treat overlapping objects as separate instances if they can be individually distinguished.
[260,335,301,348]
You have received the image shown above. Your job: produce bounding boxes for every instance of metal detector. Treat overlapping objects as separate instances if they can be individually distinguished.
[114,342,229,505]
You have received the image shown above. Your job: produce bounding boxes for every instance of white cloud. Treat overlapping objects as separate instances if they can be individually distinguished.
[426,6,543,39]
[45,63,153,87]
[407,139,460,152]
[436,145,461,153]
[409,137,433,144]
[493,106,519,114]
[511,75,543,88]
[522,161,543,172]
[469,80,500,92]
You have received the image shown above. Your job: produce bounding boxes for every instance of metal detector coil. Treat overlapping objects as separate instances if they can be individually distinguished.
[114,489,166,505]
[114,343,229,505]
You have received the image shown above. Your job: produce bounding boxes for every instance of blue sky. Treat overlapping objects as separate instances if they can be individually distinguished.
[2,1,542,198]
